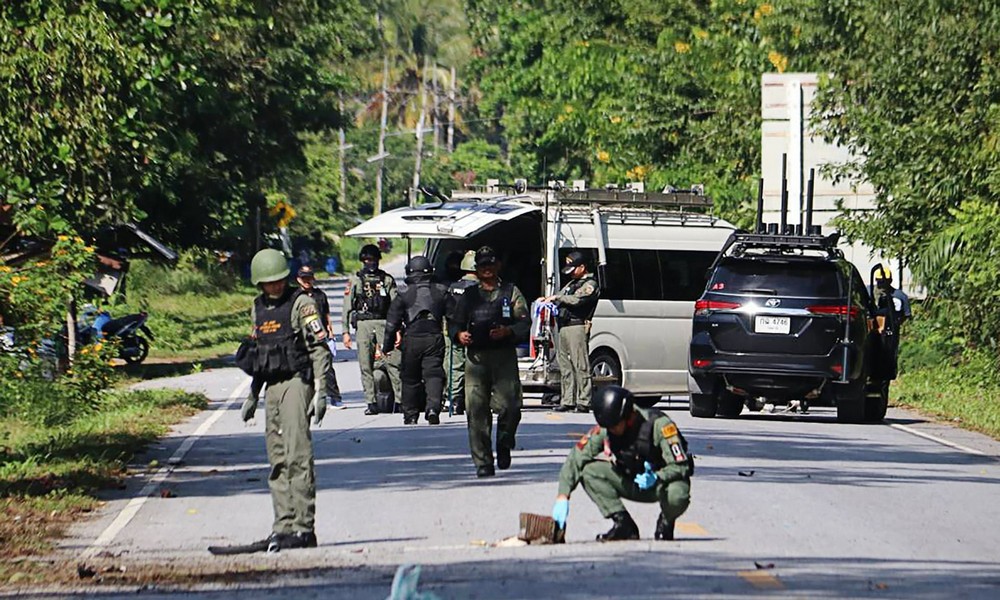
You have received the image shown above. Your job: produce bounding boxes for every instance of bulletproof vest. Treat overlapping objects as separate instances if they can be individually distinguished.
[353,269,391,320]
[447,278,478,322]
[560,274,599,326]
[610,410,691,477]
[252,289,311,381]
[302,287,329,322]
[466,283,515,349]
[404,281,448,326]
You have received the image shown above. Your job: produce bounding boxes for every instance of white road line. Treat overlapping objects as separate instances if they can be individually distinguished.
[890,423,986,456]
[80,377,251,559]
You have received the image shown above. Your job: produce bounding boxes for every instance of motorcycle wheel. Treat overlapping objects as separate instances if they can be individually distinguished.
[123,336,150,365]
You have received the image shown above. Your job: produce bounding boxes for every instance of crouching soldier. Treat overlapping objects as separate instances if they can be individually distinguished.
[550,385,693,541]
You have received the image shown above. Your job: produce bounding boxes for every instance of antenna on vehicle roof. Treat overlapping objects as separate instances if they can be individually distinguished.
[805,168,816,234]
[780,153,789,236]
[755,178,765,234]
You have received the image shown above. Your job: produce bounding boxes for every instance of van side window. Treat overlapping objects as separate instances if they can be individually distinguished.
[558,247,716,301]
[661,250,718,301]
[630,250,662,300]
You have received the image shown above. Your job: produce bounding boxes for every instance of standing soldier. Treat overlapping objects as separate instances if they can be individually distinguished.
[449,246,530,477]
[551,385,693,542]
[383,256,450,424]
[296,265,344,409]
[541,251,600,413]
[210,249,330,555]
[342,243,401,415]
[445,250,478,416]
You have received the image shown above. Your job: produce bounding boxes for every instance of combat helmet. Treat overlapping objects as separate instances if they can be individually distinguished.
[592,385,635,428]
[359,244,382,261]
[250,249,290,285]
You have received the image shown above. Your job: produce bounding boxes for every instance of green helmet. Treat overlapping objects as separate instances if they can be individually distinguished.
[460,250,476,272]
[250,249,289,284]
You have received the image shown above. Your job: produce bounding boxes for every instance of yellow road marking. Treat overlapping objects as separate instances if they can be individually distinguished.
[738,570,784,590]
[676,522,709,536]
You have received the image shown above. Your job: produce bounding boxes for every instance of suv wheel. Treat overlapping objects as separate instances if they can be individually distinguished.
[689,393,717,418]
[864,380,889,423]
[590,349,622,389]
[716,391,744,418]
[834,378,866,423]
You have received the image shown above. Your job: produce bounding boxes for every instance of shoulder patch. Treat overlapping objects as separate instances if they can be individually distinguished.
[669,442,687,463]
[576,425,602,449]
[299,303,318,317]
[661,423,679,438]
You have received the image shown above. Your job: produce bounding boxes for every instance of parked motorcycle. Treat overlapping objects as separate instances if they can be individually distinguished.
[93,310,154,364]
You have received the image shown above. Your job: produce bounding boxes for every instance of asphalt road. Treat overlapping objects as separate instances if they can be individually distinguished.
[38,270,1000,599]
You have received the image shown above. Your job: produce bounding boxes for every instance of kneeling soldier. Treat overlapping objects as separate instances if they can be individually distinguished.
[551,385,693,541]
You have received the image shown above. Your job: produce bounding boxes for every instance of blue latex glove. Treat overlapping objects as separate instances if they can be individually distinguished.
[551,499,570,529]
[634,461,658,490]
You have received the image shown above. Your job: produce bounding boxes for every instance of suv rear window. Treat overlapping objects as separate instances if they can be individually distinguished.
[709,259,842,298]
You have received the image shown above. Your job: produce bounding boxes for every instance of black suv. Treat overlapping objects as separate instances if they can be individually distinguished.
[687,231,892,423]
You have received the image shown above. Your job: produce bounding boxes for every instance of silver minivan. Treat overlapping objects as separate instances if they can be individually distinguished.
[346,183,734,407]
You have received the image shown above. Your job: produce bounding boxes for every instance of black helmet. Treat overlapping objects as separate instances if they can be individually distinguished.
[359,244,381,260]
[593,385,635,428]
[405,255,433,275]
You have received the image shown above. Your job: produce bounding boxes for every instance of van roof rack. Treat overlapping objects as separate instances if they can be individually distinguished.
[553,189,712,210]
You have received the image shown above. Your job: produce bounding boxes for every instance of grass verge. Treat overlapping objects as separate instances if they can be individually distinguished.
[891,363,1000,440]
[0,388,207,584]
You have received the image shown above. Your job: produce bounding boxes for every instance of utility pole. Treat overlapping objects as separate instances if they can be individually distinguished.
[447,66,456,153]
[337,96,347,214]
[432,63,440,153]
[411,55,429,206]
[375,55,389,216]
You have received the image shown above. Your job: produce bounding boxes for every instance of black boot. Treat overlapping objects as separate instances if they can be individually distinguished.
[596,511,640,542]
[426,412,440,425]
[654,513,675,541]
[364,403,379,416]
[496,446,511,470]
[279,531,318,550]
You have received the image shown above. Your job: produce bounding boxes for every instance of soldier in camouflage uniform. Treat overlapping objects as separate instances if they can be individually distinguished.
[444,250,478,416]
[542,251,600,413]
[342,243,401,415]
[448,246,530,477]
[211,249,330,555]
[551,386,693,542]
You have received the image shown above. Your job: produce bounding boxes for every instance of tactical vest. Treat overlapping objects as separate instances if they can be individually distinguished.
[405,282,447,325]
[610,410,692,478]
[302,287,330,323]
[466,283,515,349]
[560,274,599,326]
[252,289,311,381]
[447,278,479,322]
[353,269,391,320]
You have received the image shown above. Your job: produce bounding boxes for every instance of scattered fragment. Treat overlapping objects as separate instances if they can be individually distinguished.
[738,470,755,477]
[518,512,565,544]
[148,460,160,469]
[77,564,97,579]
[159,488,176,498]
[470,539,487,546]
[868,580,890,591]
[187,509,198,515]
[706,444,714,450]
[246,477,261,482]
[754,561,775,570]
[350,437,363,443]
[493,536,528,548]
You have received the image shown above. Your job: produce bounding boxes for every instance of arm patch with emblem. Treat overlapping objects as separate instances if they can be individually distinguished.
[668,438,687,463]
[300,304,327,340]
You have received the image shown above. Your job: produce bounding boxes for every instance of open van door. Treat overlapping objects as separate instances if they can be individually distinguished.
[344,199,539,240]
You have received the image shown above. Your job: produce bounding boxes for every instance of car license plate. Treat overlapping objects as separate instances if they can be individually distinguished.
[755,315,790,334]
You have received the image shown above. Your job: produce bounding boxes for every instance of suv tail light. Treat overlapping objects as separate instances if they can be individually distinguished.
[806,305,861,319]
[694,299,741,315]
